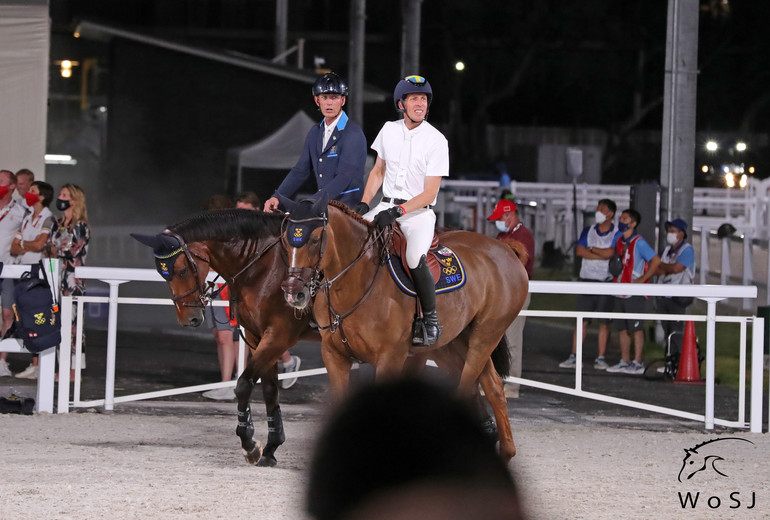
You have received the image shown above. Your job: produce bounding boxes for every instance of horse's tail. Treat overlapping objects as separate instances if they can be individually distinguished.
[501,239,529,268]
[491,335,512,379]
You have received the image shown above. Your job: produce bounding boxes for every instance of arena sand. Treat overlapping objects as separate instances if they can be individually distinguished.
[1,403,768,520]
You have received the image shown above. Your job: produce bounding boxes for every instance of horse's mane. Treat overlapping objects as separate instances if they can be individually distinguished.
[328,200,374,227]
[168,209,285,243]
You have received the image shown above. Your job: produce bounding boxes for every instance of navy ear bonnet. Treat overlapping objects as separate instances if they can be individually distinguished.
[279,195,328,249]
[131,233,184,281]
[287,200,326,248]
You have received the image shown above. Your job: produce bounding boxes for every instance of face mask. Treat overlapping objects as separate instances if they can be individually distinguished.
[666,232,679,245]
[0,186,8,199]
[495,221,509,233]
[56,198,71,211]
[25,192,39,206]
[617,222,629,233]
[594,211,606,224]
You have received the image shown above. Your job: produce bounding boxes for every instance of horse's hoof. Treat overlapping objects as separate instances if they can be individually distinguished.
[257,455,278,467]
[243,442,262,465]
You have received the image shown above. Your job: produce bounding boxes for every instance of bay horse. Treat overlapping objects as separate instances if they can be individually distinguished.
[132,209,313,466]
[279,198,529,463]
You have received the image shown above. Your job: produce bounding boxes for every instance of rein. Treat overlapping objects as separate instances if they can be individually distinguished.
[308,221,389,346]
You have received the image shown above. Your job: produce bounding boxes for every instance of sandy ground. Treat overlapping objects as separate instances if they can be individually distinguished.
[1,402,768,520]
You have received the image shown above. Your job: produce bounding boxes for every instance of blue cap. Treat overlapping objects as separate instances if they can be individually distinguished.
[665,218,688,236]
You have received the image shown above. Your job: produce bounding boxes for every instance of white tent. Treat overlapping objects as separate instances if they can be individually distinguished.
[229,110,316,192]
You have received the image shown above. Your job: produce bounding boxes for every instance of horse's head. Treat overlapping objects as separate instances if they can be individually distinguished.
[279,196,328,310]
[131,231,211,327]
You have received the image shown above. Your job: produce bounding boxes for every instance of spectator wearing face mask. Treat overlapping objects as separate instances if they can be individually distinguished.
[9,180,55,379]
[654,218,695,359]
[559,199,619,371]
[13,169,35,211]
[48,184,90,375]
[0,170,27,378]
[486,199,534,398]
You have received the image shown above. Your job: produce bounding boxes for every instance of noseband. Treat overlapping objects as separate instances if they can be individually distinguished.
[162,229,212,308]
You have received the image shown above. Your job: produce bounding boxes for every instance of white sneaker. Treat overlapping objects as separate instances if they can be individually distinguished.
[606,360,630,373]
[0,359,12,377]
[593,356,609,370]
[14,363,39,380]
[281,355,301,389]
[619,361,645,375]
[202,386,235,400]
[558,354,576,368]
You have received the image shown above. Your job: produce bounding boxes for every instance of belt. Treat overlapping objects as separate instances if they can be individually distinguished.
[381,197,434,209]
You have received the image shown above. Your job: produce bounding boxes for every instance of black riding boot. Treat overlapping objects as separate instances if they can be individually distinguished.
[410,255,442,346]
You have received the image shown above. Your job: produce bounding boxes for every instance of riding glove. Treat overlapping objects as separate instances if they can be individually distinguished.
[373,206,404,228]
[352,201,369,215]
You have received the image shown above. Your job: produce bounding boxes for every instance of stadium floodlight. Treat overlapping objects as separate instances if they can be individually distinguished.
[706,140,718,152]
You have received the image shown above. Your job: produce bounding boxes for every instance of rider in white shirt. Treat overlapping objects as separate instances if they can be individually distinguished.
[356,75,449,346]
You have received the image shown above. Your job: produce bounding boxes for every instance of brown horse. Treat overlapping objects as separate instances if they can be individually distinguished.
[132,209,313,466]
[279,199,529,462]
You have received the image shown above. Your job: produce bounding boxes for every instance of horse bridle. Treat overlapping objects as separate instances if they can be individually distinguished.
[282,213,387,343]
[162,229,281,309]
[161,229,212,308]
[281,214,329,298]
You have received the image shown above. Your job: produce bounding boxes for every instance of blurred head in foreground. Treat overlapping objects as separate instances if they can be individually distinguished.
[307,377,525,520]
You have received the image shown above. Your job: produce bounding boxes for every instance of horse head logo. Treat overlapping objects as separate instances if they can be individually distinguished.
[677,437,754,482]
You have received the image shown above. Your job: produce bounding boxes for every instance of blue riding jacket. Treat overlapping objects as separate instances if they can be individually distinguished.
[273,111,367,207]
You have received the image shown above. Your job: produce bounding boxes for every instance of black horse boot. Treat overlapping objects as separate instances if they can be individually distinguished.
[410,255,442,346]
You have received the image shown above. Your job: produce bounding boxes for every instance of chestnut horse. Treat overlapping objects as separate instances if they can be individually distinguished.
[280,199,529,462]
[132,209,313,466]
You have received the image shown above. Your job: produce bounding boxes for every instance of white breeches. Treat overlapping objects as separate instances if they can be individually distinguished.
[364,202,436,269]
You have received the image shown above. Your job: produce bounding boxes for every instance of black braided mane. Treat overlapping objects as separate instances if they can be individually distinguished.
[167,209,284,243]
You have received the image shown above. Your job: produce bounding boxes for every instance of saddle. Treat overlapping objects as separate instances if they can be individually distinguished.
[390,224,441,282]
[386,224,466,297]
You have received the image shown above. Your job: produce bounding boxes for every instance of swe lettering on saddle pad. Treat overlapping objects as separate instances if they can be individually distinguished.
[387,246,466,296]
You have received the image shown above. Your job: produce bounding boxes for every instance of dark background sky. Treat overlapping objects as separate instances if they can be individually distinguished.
[47,0,770,201]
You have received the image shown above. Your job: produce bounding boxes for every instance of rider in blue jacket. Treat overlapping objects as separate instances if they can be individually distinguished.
[264,72,367,211]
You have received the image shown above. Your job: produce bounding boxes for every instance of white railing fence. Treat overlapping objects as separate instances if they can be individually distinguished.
[53,266,766,434]
[439,179,770,309]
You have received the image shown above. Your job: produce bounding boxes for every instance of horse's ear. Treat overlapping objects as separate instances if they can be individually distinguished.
[311,192,329,217]
[130,233,180,253]
[158,234,181,250]
[275,193,298,213]
[131,233,163,250]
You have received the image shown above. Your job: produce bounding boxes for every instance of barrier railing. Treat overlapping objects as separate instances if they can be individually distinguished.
[519,281,762,433]
[59,267,764,434]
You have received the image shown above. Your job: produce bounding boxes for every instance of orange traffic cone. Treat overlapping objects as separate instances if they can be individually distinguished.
[673,321,704,385]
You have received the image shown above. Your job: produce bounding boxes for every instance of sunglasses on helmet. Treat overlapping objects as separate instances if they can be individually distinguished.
[404,75,427,85]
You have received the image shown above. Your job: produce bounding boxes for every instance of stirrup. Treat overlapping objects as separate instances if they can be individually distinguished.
[412,316,442,347]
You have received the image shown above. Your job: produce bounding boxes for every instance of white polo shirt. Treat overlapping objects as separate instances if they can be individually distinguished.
[371,119,449,205]
[15,206,54,264]
[0,200,27,264]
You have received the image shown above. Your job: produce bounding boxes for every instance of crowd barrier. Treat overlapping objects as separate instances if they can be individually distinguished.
[52,266,765,434]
